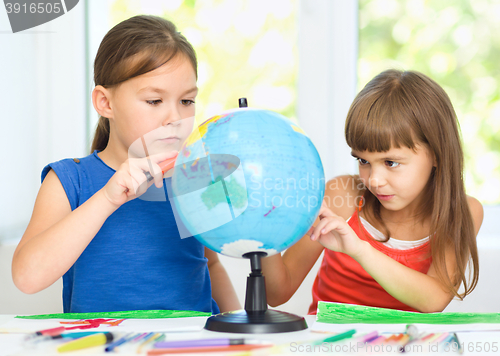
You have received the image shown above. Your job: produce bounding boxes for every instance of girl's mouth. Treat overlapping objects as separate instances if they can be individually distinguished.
[159,137,180,144]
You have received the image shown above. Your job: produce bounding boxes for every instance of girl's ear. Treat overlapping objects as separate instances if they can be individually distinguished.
[92,85,114,119]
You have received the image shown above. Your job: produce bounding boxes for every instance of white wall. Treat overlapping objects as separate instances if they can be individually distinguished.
[444,206,500,313]
[0,2,87,239]
[0,1,86,314]
[0,245,62,315]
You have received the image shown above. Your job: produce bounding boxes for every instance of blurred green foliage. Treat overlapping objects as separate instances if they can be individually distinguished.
[110,0,298,125]
[359,0,500,204]
[107,0,499,203]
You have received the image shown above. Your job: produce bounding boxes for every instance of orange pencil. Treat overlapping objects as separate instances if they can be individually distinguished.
[385,334,398,343]
[147,344,271,355]
[398,334,410,344]
[391,333,408,343]
[144,155,178,182]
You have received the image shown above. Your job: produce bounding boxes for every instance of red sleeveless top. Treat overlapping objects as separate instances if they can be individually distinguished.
[308,211,432,314]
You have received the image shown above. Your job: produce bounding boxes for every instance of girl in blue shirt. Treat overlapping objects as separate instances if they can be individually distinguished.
[12,15,240,314]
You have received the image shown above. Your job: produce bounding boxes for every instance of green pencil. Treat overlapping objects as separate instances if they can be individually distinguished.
[314,329,357,345]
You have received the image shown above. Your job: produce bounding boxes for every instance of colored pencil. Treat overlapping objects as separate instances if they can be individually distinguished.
[147,344,271,355]
[313,329,356,345]
[57,333,115,353]
[370,335,386,345]
[420,333,435,342]
[453,333,464,354]
[136,333,161,354]
[356,331,378,343]
[105,332,137,352]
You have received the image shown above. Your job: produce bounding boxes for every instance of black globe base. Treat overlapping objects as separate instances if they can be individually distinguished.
[205,309,307,333]
[205,251,308,333]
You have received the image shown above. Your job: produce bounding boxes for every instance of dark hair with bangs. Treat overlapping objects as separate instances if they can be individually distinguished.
[90,15,197,153]
[345,69,479,300]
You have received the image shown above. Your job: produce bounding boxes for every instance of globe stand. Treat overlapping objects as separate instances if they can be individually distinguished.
[204,252,308,333]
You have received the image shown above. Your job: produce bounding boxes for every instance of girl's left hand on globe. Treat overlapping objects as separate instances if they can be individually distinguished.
[309,203,366,259]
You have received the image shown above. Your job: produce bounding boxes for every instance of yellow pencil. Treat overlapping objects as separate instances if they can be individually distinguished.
[137,333,162,354]
[57,332,114,353]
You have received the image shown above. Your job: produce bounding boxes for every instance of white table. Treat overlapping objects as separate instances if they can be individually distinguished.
[1,314,500,355]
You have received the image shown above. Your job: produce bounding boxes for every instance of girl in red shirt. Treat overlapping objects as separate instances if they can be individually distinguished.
[262,69,483,313]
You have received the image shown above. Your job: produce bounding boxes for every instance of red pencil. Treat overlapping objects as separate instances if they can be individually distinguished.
[420,333,435,341]
[25,326,66,341]
[147,343,271,355]
[38,326,66,336]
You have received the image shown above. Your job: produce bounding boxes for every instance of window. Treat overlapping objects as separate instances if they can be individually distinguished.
[91,0,298,129]
[86,0,358,182]
[359,0,500,205]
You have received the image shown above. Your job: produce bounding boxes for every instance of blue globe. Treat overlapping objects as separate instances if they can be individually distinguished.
[170,108,325,258]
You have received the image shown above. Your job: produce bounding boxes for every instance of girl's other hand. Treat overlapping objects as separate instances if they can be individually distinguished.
[308,202,367,259]
[102,150,178,207]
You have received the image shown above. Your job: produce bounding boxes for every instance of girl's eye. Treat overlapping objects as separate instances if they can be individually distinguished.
[386,160,400,168]
[181,99,195,106]
[146,99,162,106]
[357,158,369,165]
[356,158,368,165]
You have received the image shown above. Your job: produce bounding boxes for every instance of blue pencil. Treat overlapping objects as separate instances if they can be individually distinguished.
[104,332,137,352]
[137,333,162,353]
[453,333,464,354]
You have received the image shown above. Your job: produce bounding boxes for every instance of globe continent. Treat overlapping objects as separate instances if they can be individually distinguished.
[171,108,325,258]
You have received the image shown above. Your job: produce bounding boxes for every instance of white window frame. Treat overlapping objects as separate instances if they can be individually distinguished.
[297,0,358,180]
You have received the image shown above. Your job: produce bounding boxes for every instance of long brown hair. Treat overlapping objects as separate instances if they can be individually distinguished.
[345,69,478,299]
[90,15,198,153]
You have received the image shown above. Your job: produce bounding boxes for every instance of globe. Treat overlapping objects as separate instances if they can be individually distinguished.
[170,108,325,258]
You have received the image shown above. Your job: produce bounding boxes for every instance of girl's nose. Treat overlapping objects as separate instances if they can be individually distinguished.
[162,105,182,126]
[368,168,386,190]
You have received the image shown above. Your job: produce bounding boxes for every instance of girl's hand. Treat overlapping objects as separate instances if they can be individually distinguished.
[309,202,367,259]
[101,151,178,207]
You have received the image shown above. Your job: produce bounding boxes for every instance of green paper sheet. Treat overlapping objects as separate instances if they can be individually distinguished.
[16,309,211,320]
[317,302,500,324]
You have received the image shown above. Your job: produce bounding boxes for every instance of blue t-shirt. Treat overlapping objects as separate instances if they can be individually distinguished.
[42,151,219,314]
